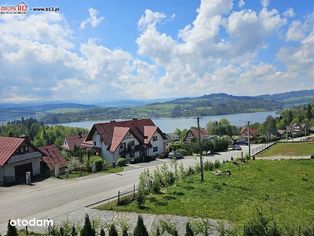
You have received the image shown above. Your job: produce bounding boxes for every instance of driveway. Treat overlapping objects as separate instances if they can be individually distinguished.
[0,144,257,233]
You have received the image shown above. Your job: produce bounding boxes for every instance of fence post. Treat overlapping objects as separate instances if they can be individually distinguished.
[133,185,136,199]
[118,191,120,205]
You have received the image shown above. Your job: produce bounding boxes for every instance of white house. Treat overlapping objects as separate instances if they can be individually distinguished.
[84,119,167,164]
[0,136,44,185]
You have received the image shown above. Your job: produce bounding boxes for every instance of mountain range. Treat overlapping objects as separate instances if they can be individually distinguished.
[0,89,313,123]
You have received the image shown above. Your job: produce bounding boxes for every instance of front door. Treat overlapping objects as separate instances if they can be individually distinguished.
[15,162,32,181]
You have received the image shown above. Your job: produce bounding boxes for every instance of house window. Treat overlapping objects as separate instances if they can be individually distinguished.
[94,141,96,146]
[153,147,158,152]
[120,142,126,149]
[129,141,135,146]
[130,152,135,158]
[153,136,158,141]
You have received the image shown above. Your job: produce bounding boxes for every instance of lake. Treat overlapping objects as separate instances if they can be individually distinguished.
[57,111,277,133]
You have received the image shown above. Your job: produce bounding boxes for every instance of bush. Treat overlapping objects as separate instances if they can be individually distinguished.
[152,172,161,194]
[204,161,214,171]
[214,160,221,169]
[186,166,195,176]
[169,144,183,151]
[159,152,169,159]
[117,158,126,167]
[176,148,188,156]
[243,209,281,236]
[91,156,104,171]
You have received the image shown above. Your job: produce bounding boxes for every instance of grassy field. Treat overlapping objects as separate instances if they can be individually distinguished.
[97,160,314,229]
[257,142,314,157]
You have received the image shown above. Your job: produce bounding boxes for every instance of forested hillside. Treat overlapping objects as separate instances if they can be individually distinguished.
[0,118,88,148]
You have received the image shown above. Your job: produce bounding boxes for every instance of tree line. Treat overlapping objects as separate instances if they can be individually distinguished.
[0,117,88,149]
[173,103,313,142]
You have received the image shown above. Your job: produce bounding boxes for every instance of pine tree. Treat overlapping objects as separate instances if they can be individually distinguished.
[7,220,18,236]
[108,224,118,236]
[80,214,95,236]
[306,104,312,120]
[60,226,64,236]
[71,225,77,236]
[133,216,149,236]
[122,228,128,236]
[156,227,160,236]
[287,110,293,124]
[185,223,194,236]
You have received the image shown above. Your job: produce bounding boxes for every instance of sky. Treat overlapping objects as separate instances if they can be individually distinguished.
[0,0,313,103]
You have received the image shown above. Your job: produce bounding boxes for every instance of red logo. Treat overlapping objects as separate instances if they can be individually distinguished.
[0,2,28,14]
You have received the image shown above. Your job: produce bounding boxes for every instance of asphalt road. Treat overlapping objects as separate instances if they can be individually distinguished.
[0,144,262,232]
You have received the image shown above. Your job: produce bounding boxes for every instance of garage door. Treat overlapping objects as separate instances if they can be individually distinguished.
[15,162,32,180]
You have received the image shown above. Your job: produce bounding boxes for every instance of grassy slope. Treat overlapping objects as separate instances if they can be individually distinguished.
[257,142,314,157]
[97,160,314,228]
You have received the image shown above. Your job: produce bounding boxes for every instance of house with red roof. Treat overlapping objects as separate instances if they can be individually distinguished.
[84,119,167,164]
[0,136,44,185]
[61,134,87,151]
[39,144,68,176]
[239,127,258,139]
[183,128,212,144]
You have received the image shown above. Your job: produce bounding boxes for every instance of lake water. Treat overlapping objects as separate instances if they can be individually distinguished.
[57,111,277,133]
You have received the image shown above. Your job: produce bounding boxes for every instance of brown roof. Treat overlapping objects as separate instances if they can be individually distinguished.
[63,135,87,150]
[239,127,257,137]
[39,144,67,170]
[0,136,25,166]
[189,128,208,138]
[109,127,130,152]
[85,119,166,152]
[144,126,158,144]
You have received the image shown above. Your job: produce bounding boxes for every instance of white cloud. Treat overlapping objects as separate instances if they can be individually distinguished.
[238,0,245,8]
[0,0,312,103]
[283,8,295,18]
[138,9,166,31]
[261,0,269,8]
[286,21,305,41]
[80,8,104,29]
[286,14,313,41]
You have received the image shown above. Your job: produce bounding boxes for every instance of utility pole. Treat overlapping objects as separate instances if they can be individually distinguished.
[195,117,204,182]
[247,121,251,158]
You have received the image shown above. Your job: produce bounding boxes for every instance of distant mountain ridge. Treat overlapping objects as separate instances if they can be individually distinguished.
[0,89,313,123]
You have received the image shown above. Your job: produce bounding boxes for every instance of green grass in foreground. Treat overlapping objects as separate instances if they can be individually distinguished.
[97,160,314,228]
[257,142,314,157]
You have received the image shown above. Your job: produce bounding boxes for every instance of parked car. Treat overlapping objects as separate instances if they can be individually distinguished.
[233,145,242,150]
[168,151,183,159]
[235,140,248,145]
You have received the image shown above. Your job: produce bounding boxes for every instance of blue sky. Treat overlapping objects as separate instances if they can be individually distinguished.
[0,0,313,103]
